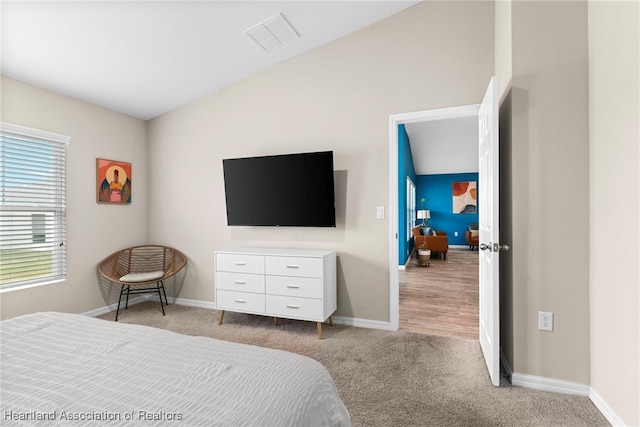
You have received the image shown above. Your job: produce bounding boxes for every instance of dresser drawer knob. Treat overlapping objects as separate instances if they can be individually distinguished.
[285,284,299,289]
[234,299,246,303]
[286,304,300,309]
[285,265,299,269]
[234,280,246,284]
[234,262,246,265]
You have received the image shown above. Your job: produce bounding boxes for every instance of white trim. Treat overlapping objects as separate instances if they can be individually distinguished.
[389,104,480,333]
[589,388,626,427]
[83,297,393,331]
[0,121,71,145]
[167,297,217,310]
[511,372,590,396]
[389,114,400,331]
[82,296,148,317]
[332,315,392,331]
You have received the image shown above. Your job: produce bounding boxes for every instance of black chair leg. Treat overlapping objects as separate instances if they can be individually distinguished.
[157,282,165,315]
[125,285,131,308]
[115,285,127,321]
[160,280,169,305]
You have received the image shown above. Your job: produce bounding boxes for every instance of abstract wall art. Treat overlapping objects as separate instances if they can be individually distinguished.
[452,181,476,214]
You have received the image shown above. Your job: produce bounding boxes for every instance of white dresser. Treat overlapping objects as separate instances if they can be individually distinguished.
[215,248,337,339]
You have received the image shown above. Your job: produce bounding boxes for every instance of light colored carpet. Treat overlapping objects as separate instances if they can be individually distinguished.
[98,301,609,427]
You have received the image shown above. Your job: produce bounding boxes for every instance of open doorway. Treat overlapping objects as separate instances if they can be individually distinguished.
[390,77,502,386]
[388,104,480,333]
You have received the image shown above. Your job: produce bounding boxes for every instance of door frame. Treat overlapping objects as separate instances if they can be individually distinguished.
[388,104,480,331]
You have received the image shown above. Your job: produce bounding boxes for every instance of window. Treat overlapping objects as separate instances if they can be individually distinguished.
[0,122,70,291]
[406,178,416,241]
[31,214,46,244]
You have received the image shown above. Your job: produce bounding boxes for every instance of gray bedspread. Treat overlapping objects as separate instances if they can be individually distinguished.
[0,312,351,426]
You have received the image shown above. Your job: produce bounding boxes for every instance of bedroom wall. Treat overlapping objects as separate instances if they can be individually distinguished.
[0,76,149,320]
[509,1,591,384]
[146,1,495,321]
[588,1,640,425]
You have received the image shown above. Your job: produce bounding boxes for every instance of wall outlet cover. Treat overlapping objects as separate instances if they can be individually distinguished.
[538,311,553,331]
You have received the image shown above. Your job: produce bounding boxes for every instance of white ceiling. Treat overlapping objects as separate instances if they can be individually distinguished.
[405,115,478,175]
[1,0,419,120]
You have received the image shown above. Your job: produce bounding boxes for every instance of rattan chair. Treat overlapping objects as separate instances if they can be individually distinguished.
[97,245,187,321]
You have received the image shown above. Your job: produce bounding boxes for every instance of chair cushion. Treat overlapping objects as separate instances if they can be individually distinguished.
[470,230,479,237]
[120,271,164,283]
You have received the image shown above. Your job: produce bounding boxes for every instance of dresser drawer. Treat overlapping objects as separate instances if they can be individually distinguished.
[216,253,264,274]
[266,295,322,321]
[266,256,323,278]
[217,290,265,314]
[216,272,265,293]
[266,276,322,299]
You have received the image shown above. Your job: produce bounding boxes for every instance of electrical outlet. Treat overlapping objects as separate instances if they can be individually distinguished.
[454,231,459,237]
[538,311,553,331]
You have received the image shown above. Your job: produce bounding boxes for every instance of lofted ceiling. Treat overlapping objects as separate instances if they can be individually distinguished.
[1,0,420,120]
[405,115,479,176]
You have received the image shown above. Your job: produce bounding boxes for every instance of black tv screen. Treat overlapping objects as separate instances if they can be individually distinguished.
[223,151,336,227]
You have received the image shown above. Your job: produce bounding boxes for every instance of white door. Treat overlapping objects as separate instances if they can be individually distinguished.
[478,76,501,386]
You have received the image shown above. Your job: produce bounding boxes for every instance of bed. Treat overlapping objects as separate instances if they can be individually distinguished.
[0,312,351,426]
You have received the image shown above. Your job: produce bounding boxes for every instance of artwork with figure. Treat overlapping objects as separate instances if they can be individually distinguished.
[452,181,476,214]
[97,158,131,203]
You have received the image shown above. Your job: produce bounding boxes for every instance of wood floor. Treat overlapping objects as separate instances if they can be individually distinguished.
[399,248,479,339]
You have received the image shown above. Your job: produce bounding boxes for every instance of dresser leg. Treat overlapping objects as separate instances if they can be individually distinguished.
[329,316,333,327]
[273,317,278,326]
[317,322,323,340]
[218,310,225,325]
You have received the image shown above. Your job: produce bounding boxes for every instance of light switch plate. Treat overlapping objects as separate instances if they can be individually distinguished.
[376,207,385,219]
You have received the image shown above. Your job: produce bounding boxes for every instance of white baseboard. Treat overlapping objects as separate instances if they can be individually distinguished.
[171,297,217,310]
[511,372,590,396]
[82,296,148,317]
[589,387,626,427]
[332,315,392,331]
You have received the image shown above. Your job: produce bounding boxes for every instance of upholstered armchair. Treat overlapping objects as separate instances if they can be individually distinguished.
[465,223,479,250]
[411,227,449,260]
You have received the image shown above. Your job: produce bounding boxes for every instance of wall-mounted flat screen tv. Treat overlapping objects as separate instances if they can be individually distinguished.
[223,151,336,227]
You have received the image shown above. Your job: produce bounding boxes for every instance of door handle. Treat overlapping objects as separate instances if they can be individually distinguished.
[480,243,510,252]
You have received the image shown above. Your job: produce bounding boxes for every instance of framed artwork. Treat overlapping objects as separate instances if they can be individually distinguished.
[452,181,476,214]
[97,158,131,204]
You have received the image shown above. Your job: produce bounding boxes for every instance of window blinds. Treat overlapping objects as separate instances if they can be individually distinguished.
[0,123,70,290]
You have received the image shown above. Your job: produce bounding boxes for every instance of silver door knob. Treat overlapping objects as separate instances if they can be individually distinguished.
[480,243,510,252]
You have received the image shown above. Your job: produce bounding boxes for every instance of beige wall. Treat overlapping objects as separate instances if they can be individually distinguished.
[588,1,640,425]
[509,1,591,383]
[146,1,495,320]
[0,77,149,319]
[494,0,512,101]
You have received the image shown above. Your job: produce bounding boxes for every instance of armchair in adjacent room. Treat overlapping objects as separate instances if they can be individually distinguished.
[465,223,479,250]
[411,227,449,260]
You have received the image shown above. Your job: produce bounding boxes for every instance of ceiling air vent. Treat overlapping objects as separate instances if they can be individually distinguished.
[244,13,299,52]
